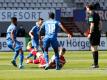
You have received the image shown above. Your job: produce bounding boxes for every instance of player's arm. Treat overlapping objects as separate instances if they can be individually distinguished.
[87,15,94,38]
[59,23,72,38]
[29,26,35,39]
[29,31,34,39]
[90,22,94,34]
[11,30,15,42]
[10,30,16,47]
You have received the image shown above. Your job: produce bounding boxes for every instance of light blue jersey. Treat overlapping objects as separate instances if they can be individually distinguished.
[30,23,40,49]
[42,19,61,49]
[6,18,24,69]
[42,19,61,39]
[42,19,61,70]
[6,23,17,40]
[30,24,40,41]
[6,23,22,51]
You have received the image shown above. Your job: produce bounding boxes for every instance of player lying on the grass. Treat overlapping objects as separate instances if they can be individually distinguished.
[46,48,66,69]
[26,42,66,69]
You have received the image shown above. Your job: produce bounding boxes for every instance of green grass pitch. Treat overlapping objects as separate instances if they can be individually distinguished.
[0,51,107,80]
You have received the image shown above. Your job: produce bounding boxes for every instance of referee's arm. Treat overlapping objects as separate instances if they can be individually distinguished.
[90,22,94,34]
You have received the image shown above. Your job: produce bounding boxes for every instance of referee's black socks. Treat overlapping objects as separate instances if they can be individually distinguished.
[92,51,98,66]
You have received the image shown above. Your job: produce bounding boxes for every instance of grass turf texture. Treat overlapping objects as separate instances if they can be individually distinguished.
[0,51,107,80]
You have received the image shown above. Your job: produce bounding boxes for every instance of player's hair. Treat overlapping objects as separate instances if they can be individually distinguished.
[38,18,44,21]
[62,48,66,52]
[11,17,17,21]
[62,48,66,54]
[49,12,55,19]
[86,4,94,10]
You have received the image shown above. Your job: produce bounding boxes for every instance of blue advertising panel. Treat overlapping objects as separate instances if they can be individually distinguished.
[55,9,61,21]
[73,9,86,22]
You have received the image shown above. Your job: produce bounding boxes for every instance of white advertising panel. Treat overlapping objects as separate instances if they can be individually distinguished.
[0,10,55,21]
[0,38,26,51]
[0,37,106,51]
[57,37,107,50]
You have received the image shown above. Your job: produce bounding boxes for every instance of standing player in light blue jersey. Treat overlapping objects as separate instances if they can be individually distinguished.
[41,12,72,70]
[26,18,44,59]
[6,17,24,69]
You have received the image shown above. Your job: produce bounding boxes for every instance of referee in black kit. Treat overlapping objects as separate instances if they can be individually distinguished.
[85,4,102,68]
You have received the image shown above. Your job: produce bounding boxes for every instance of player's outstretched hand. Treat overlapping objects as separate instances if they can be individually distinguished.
[87,34,91,39]
[67,34,72,39]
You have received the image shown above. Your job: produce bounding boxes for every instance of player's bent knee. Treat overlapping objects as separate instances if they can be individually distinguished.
[8,44,14,51]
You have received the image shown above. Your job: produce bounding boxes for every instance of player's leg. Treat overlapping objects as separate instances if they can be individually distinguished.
[26,53,33,59]
[7,40,15,51]
[31,39,39,59]
[6,40,18,67]
[51,39,60,70]
[43,38,50,70]
[91,46,99,68]
[18,49,24,69]
[90,33,100,68]
[11,51,19,67]
[26,41,34,59]
[26,46,37,60]
[15,40,24,69]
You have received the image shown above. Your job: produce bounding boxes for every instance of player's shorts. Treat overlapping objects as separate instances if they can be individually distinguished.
[90,32,101,46]
[43,37,59,50]
[31,39,39,49]
[7,39,22,51]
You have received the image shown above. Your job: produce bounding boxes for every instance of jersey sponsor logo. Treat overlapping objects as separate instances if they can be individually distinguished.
[89,17,93,22]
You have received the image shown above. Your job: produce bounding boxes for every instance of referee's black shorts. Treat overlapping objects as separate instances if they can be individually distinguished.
[90,32,101,46]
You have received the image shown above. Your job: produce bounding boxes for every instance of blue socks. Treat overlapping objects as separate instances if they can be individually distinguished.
[44,51,49,64]
[55,52,60,69]
[19,53,24,66]
[26,53,33,59]
[26,53,36,60]
[13,51,19,61]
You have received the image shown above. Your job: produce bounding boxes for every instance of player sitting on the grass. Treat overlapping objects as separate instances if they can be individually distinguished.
[26,43,66,69]
[25,41,36,60]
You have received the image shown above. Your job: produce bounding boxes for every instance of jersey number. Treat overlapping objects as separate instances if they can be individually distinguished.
[48,24,55,33]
